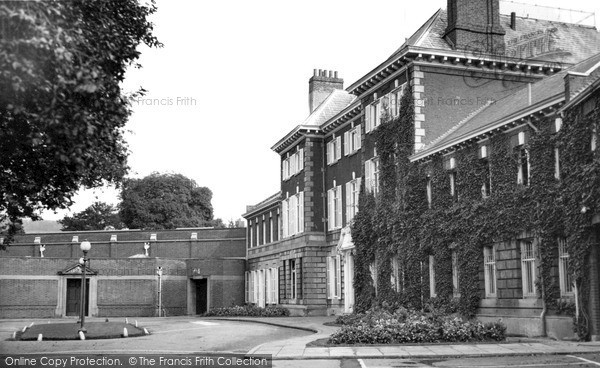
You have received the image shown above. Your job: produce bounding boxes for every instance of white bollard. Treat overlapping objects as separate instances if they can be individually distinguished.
[125,318,128,324]
[135,320,138,327]
[12,331,16,339]
[79,331,85,340]
[29,322,34,328]
[37,334,43,341]
[123,328,128,338]
[143,328,149,335]
[22,326,27,333]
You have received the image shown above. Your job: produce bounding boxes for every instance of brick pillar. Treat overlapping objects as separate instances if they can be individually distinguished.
[412,66,426,152]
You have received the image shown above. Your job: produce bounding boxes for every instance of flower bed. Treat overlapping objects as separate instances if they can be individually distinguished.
[204,305,289,317]
[329,308,505,344]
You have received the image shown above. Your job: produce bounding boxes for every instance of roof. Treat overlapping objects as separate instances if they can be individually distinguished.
[391,9,600,66]
[272,90,356,153]
[412,52,600,160]
[349,8,600,94]
[243,192,281,218]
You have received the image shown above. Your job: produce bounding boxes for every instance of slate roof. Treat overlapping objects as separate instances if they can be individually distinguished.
[391,9,600,65]
[302,89,357,127]
[413,52,600,159]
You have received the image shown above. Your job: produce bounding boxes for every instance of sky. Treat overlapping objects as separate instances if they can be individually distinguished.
[41,0,600,224]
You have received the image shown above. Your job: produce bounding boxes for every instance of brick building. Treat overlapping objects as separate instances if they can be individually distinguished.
[243,0,600,338]
[0,228,245,318]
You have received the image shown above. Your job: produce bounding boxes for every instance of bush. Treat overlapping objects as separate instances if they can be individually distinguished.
[204,305,289,317]
[328,308,505,345]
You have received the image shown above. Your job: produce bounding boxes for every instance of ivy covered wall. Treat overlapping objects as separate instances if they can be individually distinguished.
[352,82,600,339]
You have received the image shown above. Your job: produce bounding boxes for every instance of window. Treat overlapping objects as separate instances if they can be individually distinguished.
[520,240,537,297]
[365,100,381,133]
[517,148,530,186]
[344,126,362,156]
[290,259,298,299]
[554,148,561,180]
[482,159,492,198]
[265,268,271,304]
[426,176,432,208]
[282,191,304,238]
[327,135,342,165]
[484,246,497,298]
[365,84,405,133]
[558,239,573,296]
[452,251,460,297]
[449,171,457,198]
[249,222,253,248]
[365,157,380,195]
[269,215,273,243]
[282,148,304,180]
[346,176,362,223]
[253,271,259,304]
[429,255,436,298]
[592,126,597,151]
[391,256,404,293]
[245,271,249,303]
[327,184,343,230]
[262,216,266,245]
[264,268,279,305]
[327,255,342,299]
[369,262,378,296]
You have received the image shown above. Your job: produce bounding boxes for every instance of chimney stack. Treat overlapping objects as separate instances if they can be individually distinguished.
[445,0,506,54]
[308,69,343,114]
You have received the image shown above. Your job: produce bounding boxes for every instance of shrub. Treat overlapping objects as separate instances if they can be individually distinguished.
[328,308,506,345]
[204,305,289,317]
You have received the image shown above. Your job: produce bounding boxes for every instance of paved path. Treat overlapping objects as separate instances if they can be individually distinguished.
[211,316,600,360]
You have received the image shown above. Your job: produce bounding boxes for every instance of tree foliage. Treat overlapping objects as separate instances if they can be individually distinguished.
[0,0,160,245]
[119,173,214,230]
[59,201,122,231]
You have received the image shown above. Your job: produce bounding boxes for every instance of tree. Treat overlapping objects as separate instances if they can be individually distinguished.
[59,202,122,231]
[119,173,214,230]
[0,1,160,246]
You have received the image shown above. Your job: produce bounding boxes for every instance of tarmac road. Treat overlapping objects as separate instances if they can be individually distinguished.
[0,317,312,355]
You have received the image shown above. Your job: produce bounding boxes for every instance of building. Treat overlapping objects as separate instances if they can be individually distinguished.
[0,228,245,318]
[243,0,600,339]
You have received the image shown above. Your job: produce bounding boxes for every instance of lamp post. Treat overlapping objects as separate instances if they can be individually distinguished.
[79,240,91,333]
[157,266,163,317]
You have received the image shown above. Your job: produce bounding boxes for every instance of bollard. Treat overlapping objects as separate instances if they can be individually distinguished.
[12,331,16,339]
[22,326,27,333]
[79,331,85,340]
[135,320,138,327]
[125,318,128,324]
[123,328,128,338]
[29,322,34,328]
[37,334,43,341]
[144,328,149,335]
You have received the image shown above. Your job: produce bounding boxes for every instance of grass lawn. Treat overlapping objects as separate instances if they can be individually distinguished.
[16,322,145,340]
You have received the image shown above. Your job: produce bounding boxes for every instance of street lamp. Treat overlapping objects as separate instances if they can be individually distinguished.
[79,240,91,333]
[157,266,163,317]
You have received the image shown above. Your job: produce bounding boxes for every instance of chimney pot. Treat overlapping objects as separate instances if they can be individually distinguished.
[313,69,317,77]
[334,71,338,78]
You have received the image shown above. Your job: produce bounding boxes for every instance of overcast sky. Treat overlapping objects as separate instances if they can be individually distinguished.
[41,0,600,224]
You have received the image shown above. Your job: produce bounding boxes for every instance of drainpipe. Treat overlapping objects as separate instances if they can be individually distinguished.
[540,274,547,337]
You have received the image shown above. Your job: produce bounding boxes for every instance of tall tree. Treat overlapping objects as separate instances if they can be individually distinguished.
[59,202,122,231]
[0,0,160,246]
[119,173,214,230]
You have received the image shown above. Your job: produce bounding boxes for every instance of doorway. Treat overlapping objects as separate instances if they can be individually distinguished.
[66,278,89,316]
[195,279,208,314]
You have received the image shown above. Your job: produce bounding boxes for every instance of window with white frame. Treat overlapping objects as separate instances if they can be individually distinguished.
[344,125,362,156]
[365,157,380,196]
[262,215,266,245]
[252,270,259,304]
[426,176,432,208]
[365,84,405,133]
[245,271,249,303]
[391,256,404,293]
[429,255,437,298]
[269,214,273,243]
[346,175,361,223]
[482,157,491,198]
[558,239,573,296]
[517,133,530,186]
[281,190,304,238]
[327,135,342,165]
[452,250,460,297]
[554,148,561,180]
[520,240,537,297]
[282,148,304,180]
[290,259,298,299]
[265,268,271,304]
[327,255,342,299]
[327,183,343,230]
[369,262,378,296]
[449,171,457,198]
[484,246,497,298]
[592,126,597,151]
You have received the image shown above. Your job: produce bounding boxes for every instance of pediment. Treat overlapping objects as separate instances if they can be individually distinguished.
[58,263,98,275]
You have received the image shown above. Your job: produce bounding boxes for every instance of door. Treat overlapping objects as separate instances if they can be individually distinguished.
[66,279,89,316]
[195,279,208,314]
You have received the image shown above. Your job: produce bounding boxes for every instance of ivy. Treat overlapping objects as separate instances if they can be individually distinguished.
[353,80,599,340]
